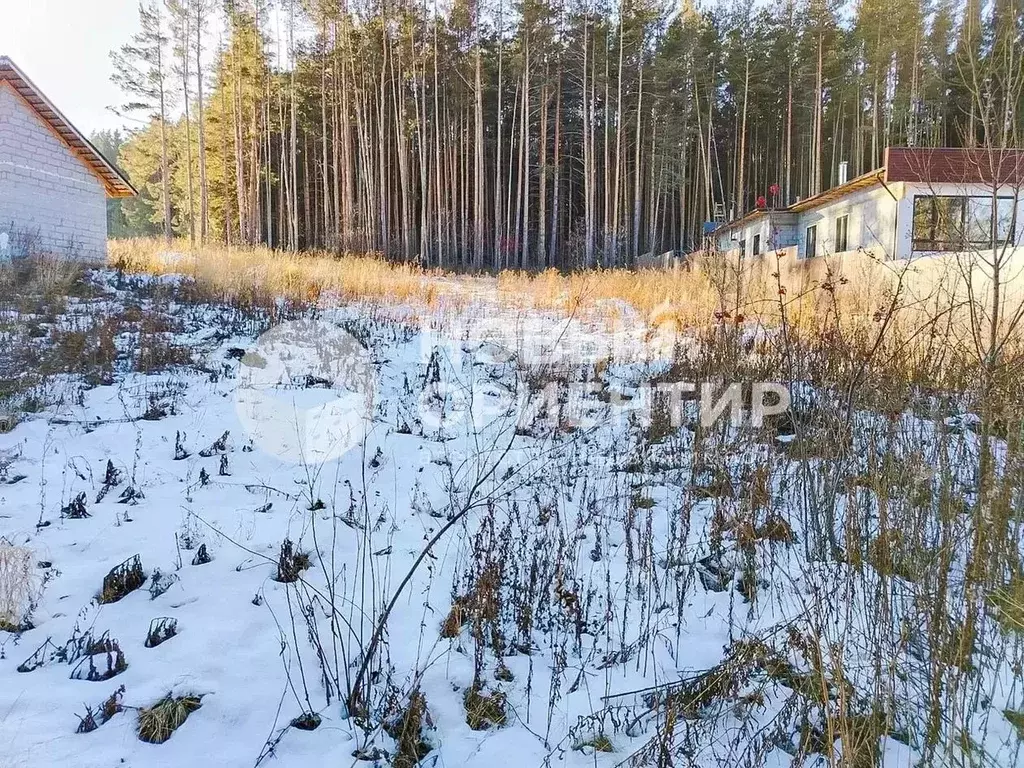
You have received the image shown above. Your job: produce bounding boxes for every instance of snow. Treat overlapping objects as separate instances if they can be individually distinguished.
[0,269,1021,767]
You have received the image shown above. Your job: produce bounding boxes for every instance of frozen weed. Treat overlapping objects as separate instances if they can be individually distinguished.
[61,492,90,520]
[70,642,128,681]
[385,689,433,768]
[145,617,178,648]
[75,686,125,734]
[97,555,145,605]
[0,539,38,631]
[274,539,310,584]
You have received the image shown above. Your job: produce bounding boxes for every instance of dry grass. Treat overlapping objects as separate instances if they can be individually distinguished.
[1005,709,1024,740]
[0,253,84,300]
[991,578,1024,634]
[110,239,455,310]
[137,694,202,743]
[386,690,433,768]
[274,538,311,584]
[107,239,856,330]
[463,686,507,730]
[574,734,615,753]
[0,540,36,631]
[109,239,1024,383]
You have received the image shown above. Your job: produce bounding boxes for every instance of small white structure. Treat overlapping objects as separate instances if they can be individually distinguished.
[0,56,135,261]
[712,147,1024,263]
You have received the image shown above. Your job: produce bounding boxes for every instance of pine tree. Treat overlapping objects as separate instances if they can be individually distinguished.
[107,0,1024,262]
[111,0,174,242]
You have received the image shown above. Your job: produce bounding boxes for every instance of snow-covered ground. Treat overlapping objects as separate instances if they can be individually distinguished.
[0,269,1021,768]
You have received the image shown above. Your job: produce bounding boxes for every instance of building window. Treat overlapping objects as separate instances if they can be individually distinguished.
[805,225,817,259]
[738,238,746,256]
[752,233,761,256]
[912,195,1015,251]
[835,215,849,252]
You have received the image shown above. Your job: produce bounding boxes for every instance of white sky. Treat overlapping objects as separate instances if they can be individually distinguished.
[1,1,302,138]
[0,0,143,136]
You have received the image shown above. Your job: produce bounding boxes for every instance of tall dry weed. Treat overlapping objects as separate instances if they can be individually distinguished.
[0,540,37,630]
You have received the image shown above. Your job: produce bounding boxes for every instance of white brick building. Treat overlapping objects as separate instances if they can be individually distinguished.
[711,147,1024,263]
[0,56,135,261]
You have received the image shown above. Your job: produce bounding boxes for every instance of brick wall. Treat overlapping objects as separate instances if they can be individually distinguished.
[0,84,107,261]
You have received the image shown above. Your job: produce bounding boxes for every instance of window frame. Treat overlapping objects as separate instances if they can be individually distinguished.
[738,238,747,256]
[912,194,1016,252]
[805,224,817,259]
[752,233,761,256]
[835,214,849,253]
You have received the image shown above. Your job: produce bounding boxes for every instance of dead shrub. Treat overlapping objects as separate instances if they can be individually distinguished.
[42,318,120,386]
[13,253,84,298]
[18,627,114,673]
[714,511,794,551]
[198,430,230,457]
[440,598,469,638]
[99,685,126,722]
[290,712,322,730]
[75,709,98,734]
[494,662,514,682]
[136,338,193,373]
[867,528,925,582]
[0,411,22,434]
[837,710,888,768]
[441,563,503,641]
[191,544,212,566]
[744,465,772,510]
[757,513,795,544]
[691,463,735,499]
[148,569,178,600]
[95,459,123,503]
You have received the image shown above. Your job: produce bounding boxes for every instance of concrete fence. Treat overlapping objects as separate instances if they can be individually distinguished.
[683,245,1024,333]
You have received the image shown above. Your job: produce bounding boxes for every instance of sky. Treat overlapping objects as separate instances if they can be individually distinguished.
[0,0,143,136]
[1,1,300,139]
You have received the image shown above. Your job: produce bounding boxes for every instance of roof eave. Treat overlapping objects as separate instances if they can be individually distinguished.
[0,58,137,198]
[785,169,886,213]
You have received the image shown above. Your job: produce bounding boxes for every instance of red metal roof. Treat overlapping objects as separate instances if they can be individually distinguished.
[0,56,136,198]
[885,147,1024,186]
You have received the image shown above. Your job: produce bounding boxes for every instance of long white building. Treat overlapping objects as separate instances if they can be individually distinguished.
[711,147,1024,263]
